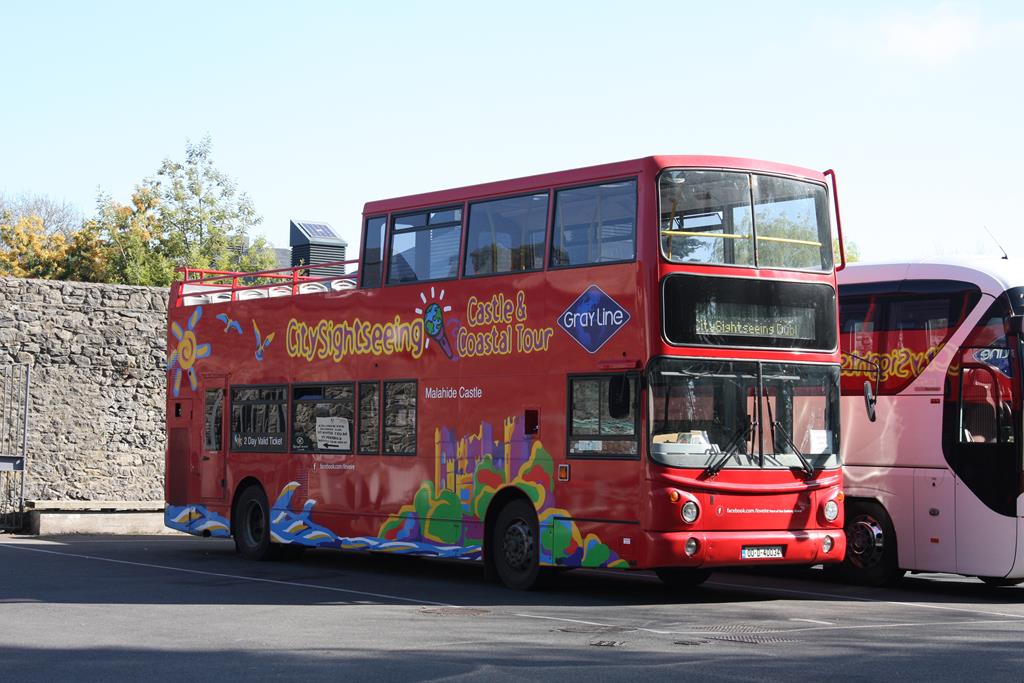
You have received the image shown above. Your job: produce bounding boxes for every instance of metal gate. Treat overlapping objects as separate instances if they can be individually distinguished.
[0,364,31,530]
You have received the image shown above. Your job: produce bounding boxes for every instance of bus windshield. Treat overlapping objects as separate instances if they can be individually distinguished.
[649,359,840,471]
[659,170,833,271]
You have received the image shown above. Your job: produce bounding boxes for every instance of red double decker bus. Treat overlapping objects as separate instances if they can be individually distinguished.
[164,156,847,589]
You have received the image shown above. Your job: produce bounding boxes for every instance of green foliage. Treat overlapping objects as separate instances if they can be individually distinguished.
[0,137,277,285]
[150,136,275,274]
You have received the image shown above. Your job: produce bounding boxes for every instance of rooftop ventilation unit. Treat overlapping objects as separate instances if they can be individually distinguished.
[290,220,348,276]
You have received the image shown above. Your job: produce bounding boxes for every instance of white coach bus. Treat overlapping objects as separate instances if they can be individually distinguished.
[838,258,1024,586]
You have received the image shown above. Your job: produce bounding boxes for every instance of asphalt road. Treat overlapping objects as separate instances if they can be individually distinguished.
[1,534,1022,682]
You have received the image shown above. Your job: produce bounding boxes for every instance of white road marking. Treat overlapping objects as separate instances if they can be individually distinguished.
[0,542,454,607]
[513,614,617,628]
[790,618,835,625]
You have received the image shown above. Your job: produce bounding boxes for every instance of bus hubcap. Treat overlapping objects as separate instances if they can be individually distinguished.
[503,519,534,571]
[245,502,265,545]
[848,516,884,567]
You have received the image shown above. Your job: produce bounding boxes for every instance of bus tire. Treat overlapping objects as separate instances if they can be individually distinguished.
[655,567,711,591]
[491,499,541,590]
[839,500,903,586]
[979,576,1024,587]
[233,485,279,561]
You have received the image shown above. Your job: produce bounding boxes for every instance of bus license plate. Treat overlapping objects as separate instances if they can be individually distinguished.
[741,545,784,559]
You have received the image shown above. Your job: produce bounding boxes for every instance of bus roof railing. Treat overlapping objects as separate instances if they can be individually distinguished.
[173,259,361,307]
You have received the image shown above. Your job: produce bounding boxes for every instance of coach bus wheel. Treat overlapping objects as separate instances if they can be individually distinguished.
[655,567,711,591]
[234,486,278,561]
[492,499,540,590]
[839,500,903,586]
[979,576,1024,587]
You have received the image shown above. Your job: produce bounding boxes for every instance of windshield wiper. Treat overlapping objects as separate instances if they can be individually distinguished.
[771,421,815,477]
[704,417,756,477]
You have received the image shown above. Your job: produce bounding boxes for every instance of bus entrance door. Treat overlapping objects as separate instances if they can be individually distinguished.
[200,376,227,503]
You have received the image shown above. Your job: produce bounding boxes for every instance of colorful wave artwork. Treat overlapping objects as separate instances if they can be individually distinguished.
[266,481,480,559]
[374,415,629,569]
[169,415,629,570]
[165,504,231,537]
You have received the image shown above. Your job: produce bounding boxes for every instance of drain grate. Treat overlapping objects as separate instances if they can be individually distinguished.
[419,607,490,617]
[705,634,803,645]
[691,624,777,634]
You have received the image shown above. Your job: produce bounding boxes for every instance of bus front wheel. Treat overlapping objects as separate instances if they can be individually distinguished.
[234,485,279,561]
[839,500,903,586]
[491,499,540,590]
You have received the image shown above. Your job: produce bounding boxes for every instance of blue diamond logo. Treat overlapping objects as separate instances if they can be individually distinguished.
[557,285,631,353]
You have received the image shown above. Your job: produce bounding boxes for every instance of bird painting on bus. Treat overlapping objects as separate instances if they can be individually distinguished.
[215,313,243,335]
[253,319,275,361]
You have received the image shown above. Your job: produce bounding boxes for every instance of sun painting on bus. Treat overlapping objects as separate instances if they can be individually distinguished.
[167,306,211,398]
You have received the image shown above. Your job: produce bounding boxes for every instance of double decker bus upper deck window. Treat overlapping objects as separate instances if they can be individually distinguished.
[551,180,636,267]
[465,193,548,276]
[361,216,386,288]
[659,170,832,271]
[388,207,463,284]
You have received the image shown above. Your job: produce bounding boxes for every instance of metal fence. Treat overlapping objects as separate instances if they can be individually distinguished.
[0,364,31,530]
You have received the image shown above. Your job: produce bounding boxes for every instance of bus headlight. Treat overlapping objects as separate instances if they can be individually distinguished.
[823,535,835,553]
[684,537,700,556]
[681,501,700,524]
[824,500,839,522]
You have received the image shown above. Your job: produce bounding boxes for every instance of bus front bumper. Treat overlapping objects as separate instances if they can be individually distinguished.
[642,529,845,569]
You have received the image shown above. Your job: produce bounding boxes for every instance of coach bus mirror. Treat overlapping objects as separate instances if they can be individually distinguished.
[608,375,632,420]
[863,381,877,423]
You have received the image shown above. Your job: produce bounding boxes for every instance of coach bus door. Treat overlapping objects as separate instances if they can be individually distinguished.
[199,375,228,503]
[950,345,1020,577]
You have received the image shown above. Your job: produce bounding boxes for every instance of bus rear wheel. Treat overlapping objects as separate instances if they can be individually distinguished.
[655,567,711,591]
[234,485,279,561]
[839,500,903,586]
[491,499,540,590]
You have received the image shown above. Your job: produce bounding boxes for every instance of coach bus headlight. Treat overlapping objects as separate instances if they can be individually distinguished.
[824,499,839,522]
[684,537,700,556]
[822,535,835,553]
[681,501,700,524]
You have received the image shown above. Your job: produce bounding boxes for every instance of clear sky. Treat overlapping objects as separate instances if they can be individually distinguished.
[2,1,1021,261]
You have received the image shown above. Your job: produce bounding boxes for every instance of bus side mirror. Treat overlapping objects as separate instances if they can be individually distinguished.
[863,381,877,423]
[608,375,632,420]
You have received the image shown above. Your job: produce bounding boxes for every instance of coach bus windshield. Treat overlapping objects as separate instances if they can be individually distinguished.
[659,170,833,271]
[648,359,840,471]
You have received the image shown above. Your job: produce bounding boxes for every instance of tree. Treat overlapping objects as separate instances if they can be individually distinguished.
[0,214,68,278]
[0,193,82,236]
[150,136,276,274]
[86,187,174,285]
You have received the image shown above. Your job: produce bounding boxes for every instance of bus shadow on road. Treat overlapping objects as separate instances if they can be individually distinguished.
[734,564,1024,606]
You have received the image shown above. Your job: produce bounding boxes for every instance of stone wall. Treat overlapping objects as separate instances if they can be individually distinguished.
[0,277,167,502]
